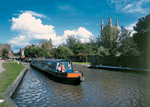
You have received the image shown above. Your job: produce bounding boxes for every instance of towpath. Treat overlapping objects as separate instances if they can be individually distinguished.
[0,60,5,73]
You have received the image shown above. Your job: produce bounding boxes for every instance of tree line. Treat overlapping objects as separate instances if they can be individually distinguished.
[22,13,150,62]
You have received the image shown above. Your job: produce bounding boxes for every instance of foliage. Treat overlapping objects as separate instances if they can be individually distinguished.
[133,13,150,55]
[66,35,81,50]
[98,46,110,56]
[40,39,48,45]
[119,26,140,56]
[40,39,53,48]
[53,46,74,60]
[100,25,119,56]
[14,51,20,56]
[2,48,8,59]
[75,53,87,62]
[24,46,50,58]
[88,34,95,43]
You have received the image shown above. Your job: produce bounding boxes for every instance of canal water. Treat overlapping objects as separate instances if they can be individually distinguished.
[12,65,150,107]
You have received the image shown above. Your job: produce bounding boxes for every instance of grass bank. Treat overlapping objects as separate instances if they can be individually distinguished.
[3,60,14,63]
[0,60,25,107]
[72,62,91,65]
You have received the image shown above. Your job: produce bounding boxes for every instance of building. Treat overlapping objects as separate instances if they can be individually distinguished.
[43,38,53,50]
[31,44,42,48]
[101,16,119,32]
[0,43,11,58]
[101,16,119,42]
[20,48,25,58]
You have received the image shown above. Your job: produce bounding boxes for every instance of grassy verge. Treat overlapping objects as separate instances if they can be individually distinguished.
[3,60,14,63]
[0,61,25,107]
[72,62,91,65]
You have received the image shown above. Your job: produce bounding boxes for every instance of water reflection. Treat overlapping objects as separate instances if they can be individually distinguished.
[12,65,150,107]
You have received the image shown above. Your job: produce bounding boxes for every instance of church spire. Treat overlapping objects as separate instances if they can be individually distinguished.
[108,13,112,26]
[115,16,118,28]
[108,16,112,26]
[101,17,104,31]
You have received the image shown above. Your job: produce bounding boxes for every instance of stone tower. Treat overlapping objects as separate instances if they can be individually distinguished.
[108,16,112,26]
[101,16,119,32]
[101,17,104,31]
[115,17,118,28]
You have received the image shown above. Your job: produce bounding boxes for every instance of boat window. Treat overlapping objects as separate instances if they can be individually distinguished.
[48,62,52,68]
[62,62,64,66]
[68,61,72,69]
[65,62,67,69]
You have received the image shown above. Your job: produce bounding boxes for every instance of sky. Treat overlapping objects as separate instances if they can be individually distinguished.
[0,0,150,53]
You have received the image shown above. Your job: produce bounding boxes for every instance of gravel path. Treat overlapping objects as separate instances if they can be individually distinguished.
[0,60,6,73]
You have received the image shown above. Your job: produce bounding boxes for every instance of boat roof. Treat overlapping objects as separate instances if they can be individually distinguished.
[33,58,72,62]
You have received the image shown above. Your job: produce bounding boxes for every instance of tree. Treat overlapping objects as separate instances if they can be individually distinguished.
[24,46,51,58]
[75,53,87,62]
[66,35,81,50]
[40,39,52,48]
[100,25,119,56]
[119,26,139,56]
[2,48,8,59]
[54,46,74,60]
[133,13,150,55]
[89,34,95,43]
[40,39,48,45]
[98,46,110,57]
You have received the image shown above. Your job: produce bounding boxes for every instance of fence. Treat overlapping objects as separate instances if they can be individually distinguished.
[69,55,149,69]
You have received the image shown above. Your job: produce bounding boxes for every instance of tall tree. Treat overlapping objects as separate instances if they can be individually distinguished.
[54,46,74,60]
[89,34,95,43]
[66,35,81,49]
[100,25,119,56]
[133,13,150,55]
[119,26,139,56]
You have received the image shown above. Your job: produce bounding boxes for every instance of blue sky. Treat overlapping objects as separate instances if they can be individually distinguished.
[0,0,150,53]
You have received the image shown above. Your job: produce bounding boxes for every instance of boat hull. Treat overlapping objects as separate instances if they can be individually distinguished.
[30,63,81,85]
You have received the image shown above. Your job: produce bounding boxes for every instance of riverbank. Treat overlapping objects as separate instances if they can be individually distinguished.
[0,60,25,107]
[90,64,150,72]
[72,62,91,65]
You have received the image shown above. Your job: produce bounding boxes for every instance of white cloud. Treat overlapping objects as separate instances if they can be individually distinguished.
[62,27,93,43]
[85,23,91,25]
[126,22,137,31]
[9,11,58,50]
[19,10,50,20]
[9,11,93,51]
[58,5,72,10]
[125,22,138,36]
[106,0,150,14]
[130,31,137,37]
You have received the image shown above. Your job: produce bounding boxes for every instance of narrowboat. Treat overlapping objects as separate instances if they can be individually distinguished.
[30,59,84,84]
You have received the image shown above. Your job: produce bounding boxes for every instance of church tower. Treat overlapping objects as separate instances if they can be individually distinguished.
[108,16,112,26]
[115,18,118,28]
[101,17,104,31]
[101,15,119,32]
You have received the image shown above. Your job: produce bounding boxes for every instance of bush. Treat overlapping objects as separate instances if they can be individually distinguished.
[75,53,87,62]
[54,46,74,60]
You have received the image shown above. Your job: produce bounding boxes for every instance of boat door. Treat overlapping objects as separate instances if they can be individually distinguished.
[61,61,72,72]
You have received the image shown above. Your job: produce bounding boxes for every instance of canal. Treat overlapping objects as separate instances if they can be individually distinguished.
[12,65,150,107]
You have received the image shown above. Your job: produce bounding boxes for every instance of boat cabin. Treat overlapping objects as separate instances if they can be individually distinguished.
[32,59,73,73]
